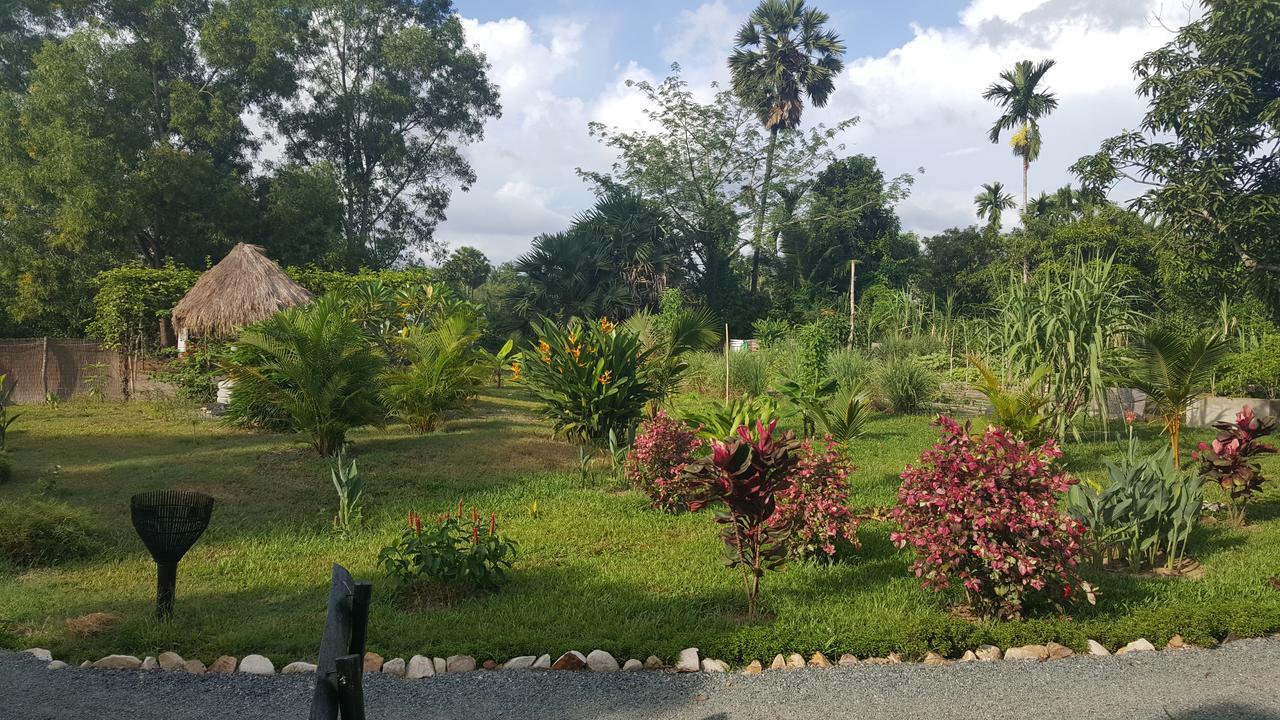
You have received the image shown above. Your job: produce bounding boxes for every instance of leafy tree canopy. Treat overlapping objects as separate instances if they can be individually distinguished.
[1072,0,1280,317]
[268,0,501,269]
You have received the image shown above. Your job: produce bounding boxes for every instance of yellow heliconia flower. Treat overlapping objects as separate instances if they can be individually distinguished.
[599,317,615,334]
[538,340,552,361]
[510,362,522,381]
[598,370,612,385]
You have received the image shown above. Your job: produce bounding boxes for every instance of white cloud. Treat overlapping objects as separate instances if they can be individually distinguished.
[436,1,1186,263]
[804,0,1181,235]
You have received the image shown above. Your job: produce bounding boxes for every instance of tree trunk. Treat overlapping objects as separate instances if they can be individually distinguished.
[750,127,779,294]
[846,260,857,350]
[1021,154,1031,283]
[1022,154,1029,209]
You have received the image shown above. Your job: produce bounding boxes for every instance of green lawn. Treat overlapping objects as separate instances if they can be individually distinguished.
[2,390,1280,667]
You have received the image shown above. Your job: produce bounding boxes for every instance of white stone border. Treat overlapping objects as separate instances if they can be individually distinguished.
[19,636,1204,677]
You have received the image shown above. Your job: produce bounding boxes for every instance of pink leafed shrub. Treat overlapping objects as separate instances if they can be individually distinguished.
[771,436,860,559]
[625,411,704,511]
[684,419,800,615]
[1194,404,1277,525]
[891,416,1091,620]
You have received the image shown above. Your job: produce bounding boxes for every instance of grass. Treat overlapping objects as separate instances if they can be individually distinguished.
[2,390,1279,668]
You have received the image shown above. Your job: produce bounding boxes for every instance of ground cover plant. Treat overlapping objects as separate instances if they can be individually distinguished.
[2,392,1280,668]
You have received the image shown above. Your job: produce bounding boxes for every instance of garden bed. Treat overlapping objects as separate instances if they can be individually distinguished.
[2,390,1280,667]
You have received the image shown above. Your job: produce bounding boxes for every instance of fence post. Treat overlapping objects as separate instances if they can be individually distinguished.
[723,323,730,403]
[40,336,49,400]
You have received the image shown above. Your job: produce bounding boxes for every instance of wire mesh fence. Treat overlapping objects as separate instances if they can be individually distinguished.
[0,338,168,404]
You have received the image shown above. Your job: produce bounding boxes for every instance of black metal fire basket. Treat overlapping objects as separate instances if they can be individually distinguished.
[130,490,214,620]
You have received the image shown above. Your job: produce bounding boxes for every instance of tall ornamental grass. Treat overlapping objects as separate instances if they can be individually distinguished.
[993,257,1138,441]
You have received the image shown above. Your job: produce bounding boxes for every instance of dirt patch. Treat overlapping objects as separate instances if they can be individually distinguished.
[66,612,121,637]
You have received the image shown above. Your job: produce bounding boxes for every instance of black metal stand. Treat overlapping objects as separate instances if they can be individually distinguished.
[310,565,372,720]
[156,561,178,620]
[130,490,214,622]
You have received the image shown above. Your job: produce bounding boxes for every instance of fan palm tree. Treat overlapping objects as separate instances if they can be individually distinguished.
[728,0,845,294]
[225,295,385,456]
[510,231,629,327]
[1122,327,1233,466]
[974,181,1017,233]
[379,312,509,433]
[983,59,1058,209]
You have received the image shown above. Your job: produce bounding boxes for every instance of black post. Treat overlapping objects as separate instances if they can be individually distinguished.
[156,561,178,620]
[335,655,366,720]
[310,565,371,720]
[348,582,372,656]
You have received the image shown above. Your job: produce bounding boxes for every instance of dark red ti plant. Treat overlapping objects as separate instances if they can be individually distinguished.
[684,419,800,615]
[1194,405,1277,525]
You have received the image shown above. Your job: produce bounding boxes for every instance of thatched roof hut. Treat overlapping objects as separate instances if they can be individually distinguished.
[172,243,312,341]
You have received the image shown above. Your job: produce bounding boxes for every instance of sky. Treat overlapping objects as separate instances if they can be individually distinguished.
[436,0,1199,264]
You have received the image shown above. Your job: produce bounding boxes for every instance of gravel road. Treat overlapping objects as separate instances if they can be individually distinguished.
[5,639,1280,720]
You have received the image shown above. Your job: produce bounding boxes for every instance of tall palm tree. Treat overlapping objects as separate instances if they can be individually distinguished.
[983,59,1058,209]
[1123,327,1232,467]
[729,0,845,294]
[974,181,1017,233]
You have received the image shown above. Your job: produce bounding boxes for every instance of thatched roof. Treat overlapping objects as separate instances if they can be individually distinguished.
[172,243,312,338]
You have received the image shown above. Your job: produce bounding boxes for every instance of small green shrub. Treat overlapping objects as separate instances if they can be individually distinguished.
[875,357,940,414]
[678,351,723,394]
[518,317,657,449]
[329,451,364,534]
[759,343,801,392]
[1217,335,1280,399]
[729,350,769,396]
[379,502,517,594]
[751,317,792,348]
[224,295,385,455]
[968,356,1052,444]
[379,312,509,433]
[1068,445,1201,571]
[874,335,945,360]
[827,349,872,393]
[151,344,227,404]
[679,396,781,442]
[811,387,874,443]
[0,450,11,484]
[0,498,97,568]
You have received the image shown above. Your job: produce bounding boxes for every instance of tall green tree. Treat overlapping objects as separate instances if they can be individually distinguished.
[0,0,282,334]
[507,232,627,328]
[438,246,492,290]
[782,154,916,301]
[256,162,346,268]
[983,59,1058,210]
[1072,1,1280,318]
[919,226,1002,310]
[728,0,845,294]
[974,181,1017,234]
[582,69,852,331]
[270,0,501,269]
